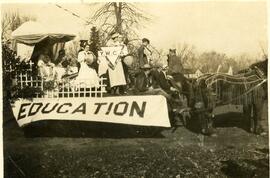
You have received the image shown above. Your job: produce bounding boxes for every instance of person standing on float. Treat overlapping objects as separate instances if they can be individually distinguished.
[137,38,152,68]
[107,34,128,95]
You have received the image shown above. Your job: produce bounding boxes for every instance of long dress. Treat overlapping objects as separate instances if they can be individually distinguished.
[74,62,100,88]
[108,44,128,87]
[108,59,127,87]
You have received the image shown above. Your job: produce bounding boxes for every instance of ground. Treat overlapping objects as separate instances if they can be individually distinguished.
[3,114,269,178]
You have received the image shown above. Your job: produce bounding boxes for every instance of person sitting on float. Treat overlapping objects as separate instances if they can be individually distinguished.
[54,49,76,80]
[134,64,171,99]
[150,62,178,95]
[134,64,175,115]
[37,49,56,80]
[55,49,67,66]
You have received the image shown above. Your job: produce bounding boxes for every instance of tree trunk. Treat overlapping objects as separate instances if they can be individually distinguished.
[113,2,122,34]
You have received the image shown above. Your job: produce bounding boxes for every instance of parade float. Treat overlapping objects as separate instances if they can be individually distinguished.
[5,21,173,136]
[4,21,267,137]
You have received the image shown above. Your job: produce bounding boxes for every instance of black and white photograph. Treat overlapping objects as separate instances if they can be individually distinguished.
[1,1,269,177]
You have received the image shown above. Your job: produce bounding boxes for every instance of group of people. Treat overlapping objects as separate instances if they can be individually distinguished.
[37,47,75,82]
[36,33,188,106]
[134,53,186,110]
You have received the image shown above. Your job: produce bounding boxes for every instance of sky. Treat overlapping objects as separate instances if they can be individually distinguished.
[1,1,268,57]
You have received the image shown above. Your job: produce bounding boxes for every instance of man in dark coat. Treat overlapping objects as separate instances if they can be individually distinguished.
[150,63,178,94]
[134,64,170,99]
[134,64,180,124]
[167,49,193,104]
[167,49,184,75]
[137,38,151,68]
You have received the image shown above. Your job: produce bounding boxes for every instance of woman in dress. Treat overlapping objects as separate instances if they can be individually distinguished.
[75,45,100,88]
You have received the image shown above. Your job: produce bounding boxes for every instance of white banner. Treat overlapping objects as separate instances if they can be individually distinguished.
[98,46,123,65]
[11,95,170,128]
[98,46,128,76]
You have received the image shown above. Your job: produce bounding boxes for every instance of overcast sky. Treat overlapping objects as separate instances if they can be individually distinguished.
[2,1,268,57]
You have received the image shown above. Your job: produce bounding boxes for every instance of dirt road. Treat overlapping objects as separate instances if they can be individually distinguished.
[3,116,269,178]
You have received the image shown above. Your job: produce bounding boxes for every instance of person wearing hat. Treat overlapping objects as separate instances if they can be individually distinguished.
[150,62,178,95]
[106,33,120,47]
[167,48,193,105]
[134,64,171,100]
[106,33,129,95]
[134,64,152,93]
[117,34,130,94]
[137,38,151,68]
[167,49,184,75]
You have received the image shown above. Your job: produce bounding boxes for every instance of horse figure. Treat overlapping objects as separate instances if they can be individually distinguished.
[191,59,268,135]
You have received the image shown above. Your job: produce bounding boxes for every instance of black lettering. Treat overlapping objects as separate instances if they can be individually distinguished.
[105,51,110,55]
[94,103,107,114]
[57,103,72,113]
[17,103,31,120]
[114,102,128,116]
[130,101,146,118]
[28,103,43,116]
[72,103,86,114]
[41,103,59,114]
[105,103,113,115]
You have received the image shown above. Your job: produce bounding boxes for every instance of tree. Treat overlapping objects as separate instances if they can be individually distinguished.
[198,51,228,73]
[87,2,151,41]
[89,26,101,57]
[174,43,198,70]
[1,11,36,40]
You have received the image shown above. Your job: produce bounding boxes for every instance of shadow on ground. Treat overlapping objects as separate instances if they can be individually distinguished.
[10,120,166,138]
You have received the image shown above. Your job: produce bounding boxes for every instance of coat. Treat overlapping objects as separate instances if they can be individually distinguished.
[150,69,171,93]
[167,54,184,75]
[134,71,149,92]
[137,45,148,67]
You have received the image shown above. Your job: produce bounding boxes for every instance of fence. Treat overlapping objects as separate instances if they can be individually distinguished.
[8,61,107,98]
[15,72,107,98]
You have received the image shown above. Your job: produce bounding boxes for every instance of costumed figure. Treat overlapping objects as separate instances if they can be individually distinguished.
[167,49,193,105]
[98,33,128,95]
[37,49,57,81]
[75,44,100,88]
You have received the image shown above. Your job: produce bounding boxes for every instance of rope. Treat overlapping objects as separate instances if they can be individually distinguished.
[198,72,261,83]
[207,78,264,87]
[204,73,260,84]
[216,79,266,105]
[53,4,91,24]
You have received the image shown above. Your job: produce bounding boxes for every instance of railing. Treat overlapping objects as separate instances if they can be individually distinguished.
[15,72,107,98]
[6,59,107,99]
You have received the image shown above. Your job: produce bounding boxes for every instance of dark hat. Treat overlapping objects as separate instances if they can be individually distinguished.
[142,38,150,44]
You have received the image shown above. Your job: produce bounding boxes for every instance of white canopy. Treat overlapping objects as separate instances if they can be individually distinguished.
[11,21,76,45]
